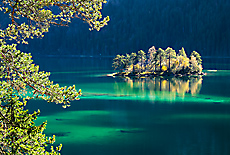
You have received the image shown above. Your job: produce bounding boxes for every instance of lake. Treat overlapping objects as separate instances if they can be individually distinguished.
[27,56,230,155]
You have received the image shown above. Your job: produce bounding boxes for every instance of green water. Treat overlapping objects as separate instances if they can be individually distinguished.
[27,57,230,155]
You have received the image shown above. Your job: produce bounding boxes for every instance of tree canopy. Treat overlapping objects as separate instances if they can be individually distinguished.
[112,46,204,77]
[0,0,109,44]
[0,0,109,154]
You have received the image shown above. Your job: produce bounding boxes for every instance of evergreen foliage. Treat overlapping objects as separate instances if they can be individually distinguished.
[112,46,204,77]
[19,0,230,57]
[165,47,176,72]
[0,0,109,154]
[137,50,146,71]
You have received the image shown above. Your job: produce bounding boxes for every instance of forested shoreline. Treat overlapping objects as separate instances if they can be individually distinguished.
[9,0,229,57]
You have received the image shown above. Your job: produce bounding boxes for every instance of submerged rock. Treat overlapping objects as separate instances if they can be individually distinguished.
[213,102,221,104]
[119,129,145,133]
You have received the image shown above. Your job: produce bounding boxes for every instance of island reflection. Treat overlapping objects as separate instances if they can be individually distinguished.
[114,77,203,101]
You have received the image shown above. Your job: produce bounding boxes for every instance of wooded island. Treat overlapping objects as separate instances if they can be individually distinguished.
[111,46,205,78]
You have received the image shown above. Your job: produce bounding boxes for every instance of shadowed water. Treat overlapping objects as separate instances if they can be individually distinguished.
[26,57,230,155]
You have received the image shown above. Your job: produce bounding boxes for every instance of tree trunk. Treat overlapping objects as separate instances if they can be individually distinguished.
[160,56,162,72]
[169,55,171,72]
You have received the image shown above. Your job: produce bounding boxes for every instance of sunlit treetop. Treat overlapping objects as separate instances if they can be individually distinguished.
[0,0,110,44]
[178,47,187,58]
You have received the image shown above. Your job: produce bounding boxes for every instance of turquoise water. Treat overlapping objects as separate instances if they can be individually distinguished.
[27,57,230,155]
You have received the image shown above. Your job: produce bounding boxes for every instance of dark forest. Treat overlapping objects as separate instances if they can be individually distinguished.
[6,0,230,57]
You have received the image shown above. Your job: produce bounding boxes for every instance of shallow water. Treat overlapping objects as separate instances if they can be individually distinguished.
[27,57,230,155]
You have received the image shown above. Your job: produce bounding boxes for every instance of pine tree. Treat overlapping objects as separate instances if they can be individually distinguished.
[190,51,202,65]
[190,51,202,73]
[147,46,157,71]
[112,54,127,72]
[178,47,188,58]
[156,48,166,72]
[123,54,131,72]
[130,52,137,73]
[112,54,122,71]
[165,47,176,72]
[0,0,109,154]
[137,50,146,72]
[177,47,189,72]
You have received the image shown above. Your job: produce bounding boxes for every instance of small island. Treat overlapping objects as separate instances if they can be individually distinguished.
[110,46,205,78]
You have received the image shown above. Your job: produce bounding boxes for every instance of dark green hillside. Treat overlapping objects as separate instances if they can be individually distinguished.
[12,0,230,57]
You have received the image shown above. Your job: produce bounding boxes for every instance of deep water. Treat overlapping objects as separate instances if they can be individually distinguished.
[26,57,230,155]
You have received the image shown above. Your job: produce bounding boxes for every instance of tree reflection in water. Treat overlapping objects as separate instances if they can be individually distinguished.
[114,77,203,101]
